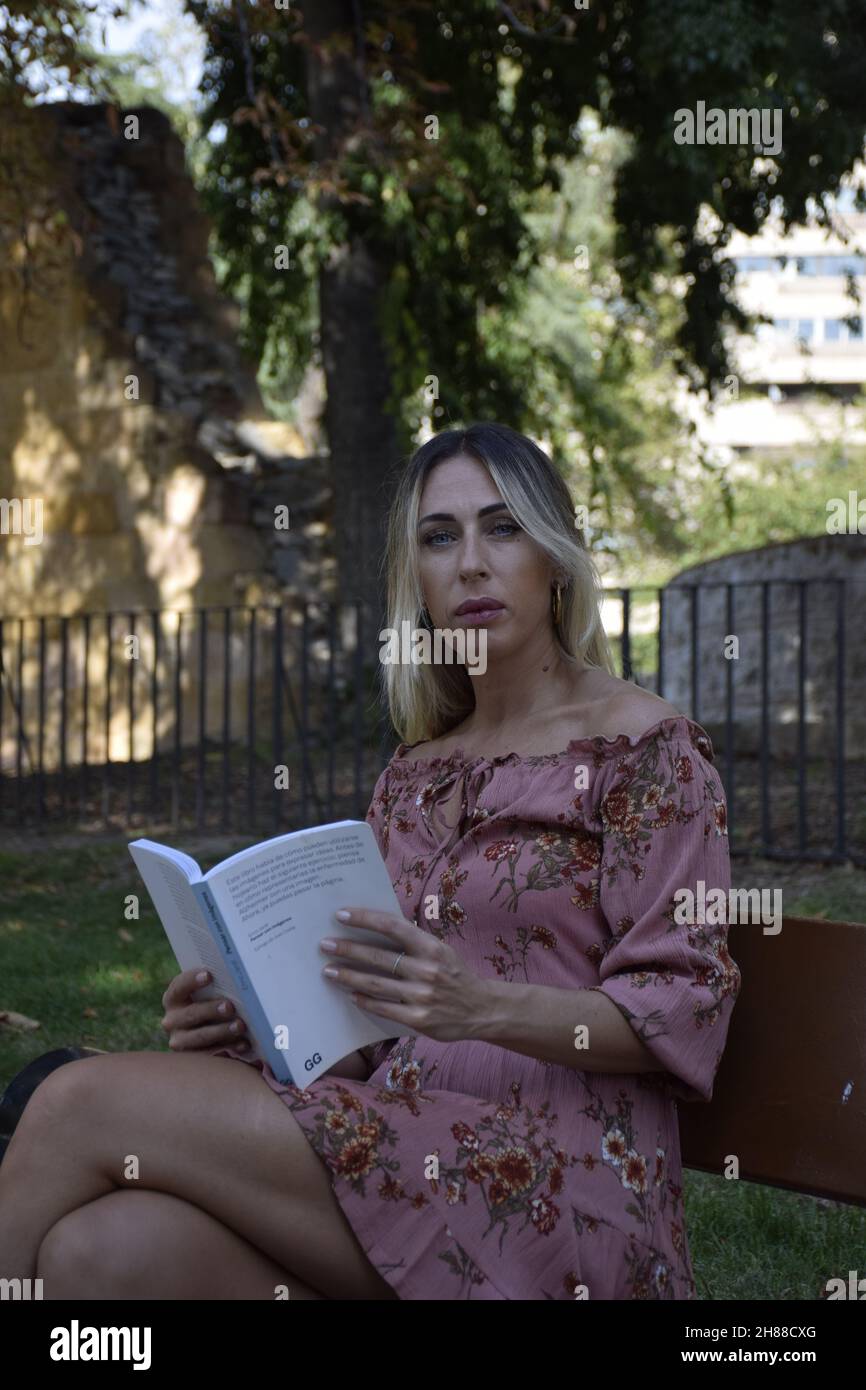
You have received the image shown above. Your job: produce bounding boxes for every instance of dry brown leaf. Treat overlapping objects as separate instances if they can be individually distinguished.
[0,1009,42,1031]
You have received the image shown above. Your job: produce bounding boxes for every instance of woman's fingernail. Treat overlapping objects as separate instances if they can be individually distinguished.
[320,938,337,951]
[218,1001,229,1014]
[196,971,209,983]
[335,910,351,921]
[230,1020,241,1032]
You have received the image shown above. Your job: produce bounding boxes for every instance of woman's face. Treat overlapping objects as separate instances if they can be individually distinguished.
[416,453,559,656]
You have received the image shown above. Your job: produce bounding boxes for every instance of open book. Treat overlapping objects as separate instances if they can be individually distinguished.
[129,821,403,1085]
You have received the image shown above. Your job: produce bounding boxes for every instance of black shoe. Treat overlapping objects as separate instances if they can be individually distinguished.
[0,1046,107,1167]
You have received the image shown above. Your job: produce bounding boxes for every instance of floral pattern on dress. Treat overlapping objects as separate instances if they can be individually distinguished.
[554,1202,691,1300]
[587,725,742,1103]
[277,1078,434,1199]
[484,924,559,981]
[432,1083,580,1257]
[217,715,740,1300]
[484,825,602,913]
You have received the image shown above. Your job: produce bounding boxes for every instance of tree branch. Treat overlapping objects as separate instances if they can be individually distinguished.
[232,0,284,173]
[495,2,573,41]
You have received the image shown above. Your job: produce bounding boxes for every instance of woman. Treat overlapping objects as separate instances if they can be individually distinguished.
[0,422,740,1300]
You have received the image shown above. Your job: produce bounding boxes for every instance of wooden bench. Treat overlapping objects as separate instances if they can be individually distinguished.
[678,914,866,1207]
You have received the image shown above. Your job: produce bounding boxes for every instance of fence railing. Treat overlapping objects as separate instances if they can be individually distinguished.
[0,602,384,837]
[0,582,862,866]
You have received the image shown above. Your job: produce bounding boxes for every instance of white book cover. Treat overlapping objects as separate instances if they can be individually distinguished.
[129,820,403,1085]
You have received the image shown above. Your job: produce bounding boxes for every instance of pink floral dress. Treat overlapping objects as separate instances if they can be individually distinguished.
[212,713,741,1300]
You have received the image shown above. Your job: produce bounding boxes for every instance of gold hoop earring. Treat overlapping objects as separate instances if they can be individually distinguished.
[552,582,563,627]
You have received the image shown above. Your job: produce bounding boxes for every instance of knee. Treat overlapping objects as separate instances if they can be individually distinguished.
[37,1192,158,1298]
[37,1204,118,1297]
[15,1056,106,1138]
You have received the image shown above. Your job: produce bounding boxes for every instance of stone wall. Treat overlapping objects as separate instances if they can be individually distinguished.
[660,533,866,759]
[0,102,341,775]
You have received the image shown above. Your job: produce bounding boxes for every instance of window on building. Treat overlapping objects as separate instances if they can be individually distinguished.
[823,318,864,341]
[798,254,866,276]
[796,319,814,342]
[736,251,866,277]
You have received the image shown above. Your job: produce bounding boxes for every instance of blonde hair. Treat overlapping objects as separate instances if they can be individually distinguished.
[377,422,616,745]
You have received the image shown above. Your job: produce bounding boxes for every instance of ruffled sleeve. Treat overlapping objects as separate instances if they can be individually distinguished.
[585,724,741,1103]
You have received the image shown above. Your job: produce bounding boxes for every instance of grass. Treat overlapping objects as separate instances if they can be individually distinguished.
[729,856,866,923]
[0,843,186,1074]
[685,1169,862,1301]
[1,840,864,1300]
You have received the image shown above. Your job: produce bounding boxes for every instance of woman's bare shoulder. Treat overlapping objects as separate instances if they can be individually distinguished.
[576,672,683,742]
[393,678,684,762]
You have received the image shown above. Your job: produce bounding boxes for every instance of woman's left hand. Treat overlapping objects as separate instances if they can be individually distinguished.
[319,908,490,1044]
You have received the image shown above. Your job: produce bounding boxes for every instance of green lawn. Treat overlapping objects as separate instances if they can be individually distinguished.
[1,840,864,1301]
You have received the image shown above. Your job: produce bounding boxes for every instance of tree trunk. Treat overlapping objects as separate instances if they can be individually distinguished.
[301,0,404,640]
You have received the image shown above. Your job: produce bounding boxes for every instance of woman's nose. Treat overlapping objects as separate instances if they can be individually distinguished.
[456,536,488,575]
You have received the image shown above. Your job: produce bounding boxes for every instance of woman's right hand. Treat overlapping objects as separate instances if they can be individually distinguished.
[160,969,249,1053]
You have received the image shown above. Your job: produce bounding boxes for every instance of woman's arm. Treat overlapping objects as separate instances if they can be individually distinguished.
[472,981,664,1073]
[320,1048,372,1081]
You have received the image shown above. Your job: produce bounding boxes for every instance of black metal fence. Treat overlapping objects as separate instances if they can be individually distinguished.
[0,602,386,837]
[622,578,861,867]
[0,582,862,866]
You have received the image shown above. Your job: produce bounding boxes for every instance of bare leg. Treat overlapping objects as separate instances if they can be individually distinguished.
[37,1189,328,1300]
[0,1053,398,1299]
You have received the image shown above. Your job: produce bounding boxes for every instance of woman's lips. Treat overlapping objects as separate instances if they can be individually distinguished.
[453,606,505,625]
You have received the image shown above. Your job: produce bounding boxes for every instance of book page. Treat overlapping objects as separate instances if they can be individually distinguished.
[205,822,400,1081]
[205,821,360,880]
[129,843,247,1012]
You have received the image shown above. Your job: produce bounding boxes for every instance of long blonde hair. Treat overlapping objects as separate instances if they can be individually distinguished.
[377,422,616,745]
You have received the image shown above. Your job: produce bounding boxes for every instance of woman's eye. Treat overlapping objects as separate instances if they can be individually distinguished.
[422,522,519,546]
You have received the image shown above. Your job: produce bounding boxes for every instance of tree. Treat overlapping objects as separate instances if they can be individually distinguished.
[8,2,866,618]
[297,0,403,620]
[181,0,866,623]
